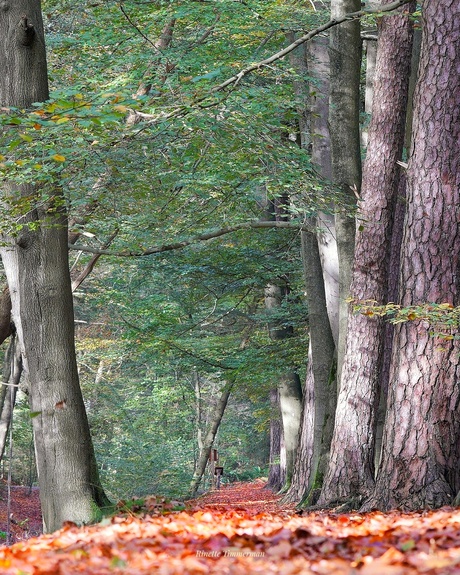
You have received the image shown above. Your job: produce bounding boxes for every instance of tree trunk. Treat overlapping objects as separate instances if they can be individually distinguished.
[329,0,362,384]
[264,281,302,488]
[365,0,460,511]
[0,337,22,462]
[319,0,415,506]
[278,371,303,489]
[0,0,109,532]
[283,33,337,505]
[310,35,340,347]
[267,388,284,491]
[284,231,336,504]
[0,288,12,345]
[189,382,233,497]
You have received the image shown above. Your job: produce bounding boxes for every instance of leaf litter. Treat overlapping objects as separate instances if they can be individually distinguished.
[0,479,460,573]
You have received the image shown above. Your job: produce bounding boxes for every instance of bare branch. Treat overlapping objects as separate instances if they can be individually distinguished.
[69,220,314,258]
[187,12,221,50]
[71,229,119,292]
[211,0,413,93]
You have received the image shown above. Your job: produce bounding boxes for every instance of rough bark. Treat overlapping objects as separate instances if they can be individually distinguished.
[364,0,460,511]
[374,172,407,471]
[329,0,362,384]
[319,0,415,506]
[189,383,233,497]
[0,0,109,532]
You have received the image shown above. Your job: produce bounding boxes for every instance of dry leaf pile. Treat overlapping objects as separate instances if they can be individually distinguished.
[0,480,460,574]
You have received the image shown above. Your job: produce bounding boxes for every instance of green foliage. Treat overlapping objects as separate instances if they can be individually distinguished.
[3,393,36,487]
[3,0,336,497]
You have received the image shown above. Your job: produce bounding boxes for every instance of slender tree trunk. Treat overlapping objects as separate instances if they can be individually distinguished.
[189,382,233,497]
[284,231,335,504]
[0,0,109,532]
[364,0,460,511]
[0,337,22,462]
[329,0,362,385]
[0,288,12,345]
[264,281,303,489]
[267,388,284,491]
[362,37,377,147]
[319,0,415,506]
[278,372,303,489]
[310,35,340,347]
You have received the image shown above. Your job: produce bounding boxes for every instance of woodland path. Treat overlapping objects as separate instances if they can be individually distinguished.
[0,479,459,573]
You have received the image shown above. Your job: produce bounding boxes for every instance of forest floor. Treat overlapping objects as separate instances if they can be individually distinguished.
[0,479,460,573]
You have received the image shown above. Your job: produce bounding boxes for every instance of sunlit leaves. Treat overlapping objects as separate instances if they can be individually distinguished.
[349,299,460,340]
[2,479,460,574]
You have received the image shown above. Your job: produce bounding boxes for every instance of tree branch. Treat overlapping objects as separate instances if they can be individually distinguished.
[69,220,313,258]
[210,0,413,93]
[71,229,119,292]
[130,0,413,123]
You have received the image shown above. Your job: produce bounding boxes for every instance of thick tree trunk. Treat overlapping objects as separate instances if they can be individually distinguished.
[365,0,460,511]
[189,382,233,497]
[0,0,109,532]
[2,205,109,532]
[329,0,362,384]
[319,0,415,506]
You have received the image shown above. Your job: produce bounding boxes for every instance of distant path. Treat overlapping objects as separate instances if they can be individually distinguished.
[187,479,296,515]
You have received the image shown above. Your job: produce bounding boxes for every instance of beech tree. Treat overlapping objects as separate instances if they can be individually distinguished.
[319,0,415,506]
[0,0,109,532]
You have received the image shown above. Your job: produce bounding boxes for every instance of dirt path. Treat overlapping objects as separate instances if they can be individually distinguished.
[187,478,296,515]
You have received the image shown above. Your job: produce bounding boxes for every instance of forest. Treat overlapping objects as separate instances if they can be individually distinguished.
[0,0,459,549]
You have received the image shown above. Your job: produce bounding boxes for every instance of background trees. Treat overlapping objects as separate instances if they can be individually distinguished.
[1,0,459,527]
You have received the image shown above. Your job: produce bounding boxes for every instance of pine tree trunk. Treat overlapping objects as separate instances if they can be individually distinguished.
[319,0,415,506]
[364,0,460,511]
